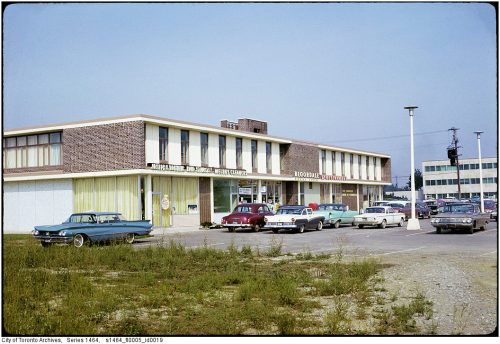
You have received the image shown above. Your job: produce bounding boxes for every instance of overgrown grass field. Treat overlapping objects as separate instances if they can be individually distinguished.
[3,235,433,335]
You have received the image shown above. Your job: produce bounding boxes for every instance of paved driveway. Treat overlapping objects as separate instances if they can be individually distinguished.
[135,219,498,258]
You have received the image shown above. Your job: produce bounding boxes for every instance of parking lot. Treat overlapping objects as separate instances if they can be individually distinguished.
[134,219,498,258]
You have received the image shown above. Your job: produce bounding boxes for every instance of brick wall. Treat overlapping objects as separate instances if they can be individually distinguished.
[63,121,145,173]
[280,143,320,176]
[381,158,392,183]
[237,119,268,134]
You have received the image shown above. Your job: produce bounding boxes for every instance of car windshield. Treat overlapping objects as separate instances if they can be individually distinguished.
[317,205,343,211]
[443,204,475,213]
[276,208,303,215]
[97,214,125,223]
[365,207,385,214]
[235,206,253,213]
[390,204,404,208]
[68,214,97,223]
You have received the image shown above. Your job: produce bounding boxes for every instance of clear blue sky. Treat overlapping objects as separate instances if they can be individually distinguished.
[3,3,497,186]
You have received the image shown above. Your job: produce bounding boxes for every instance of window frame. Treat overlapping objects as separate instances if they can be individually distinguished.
[180,130,189,165]
[219,135,226,168]
[159,127,169,162]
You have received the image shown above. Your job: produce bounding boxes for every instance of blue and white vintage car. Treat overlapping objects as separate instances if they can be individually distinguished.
[32,212,153,247]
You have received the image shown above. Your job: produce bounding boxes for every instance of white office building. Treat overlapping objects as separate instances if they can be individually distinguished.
[422,157,497,200]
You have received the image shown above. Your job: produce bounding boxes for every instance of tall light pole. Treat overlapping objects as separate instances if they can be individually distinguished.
[474,131,484,212]
[405,106,420,230]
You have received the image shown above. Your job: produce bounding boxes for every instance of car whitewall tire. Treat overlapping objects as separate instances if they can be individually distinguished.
[125,233,135,244]
[317,221,323,231]
[73,234,86,248]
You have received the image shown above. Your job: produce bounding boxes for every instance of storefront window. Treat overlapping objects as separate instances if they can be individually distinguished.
[73,176,140,221]
[261,181,282,210]
[299,182,305,205]
[332,184,342,203]
[214,179,237,213]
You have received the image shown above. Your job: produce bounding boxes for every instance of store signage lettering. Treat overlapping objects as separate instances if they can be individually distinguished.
[294,171,347,181]
[150,163,248,176]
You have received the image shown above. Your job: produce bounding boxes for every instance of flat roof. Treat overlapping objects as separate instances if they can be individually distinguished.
[3,113,390,158]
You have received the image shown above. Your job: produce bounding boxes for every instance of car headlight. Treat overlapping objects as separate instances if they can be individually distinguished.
[291,218,296,223]
[264,217,268,222]
[33,230,39,235]
[59,231,67,236]
[466,218,472,223]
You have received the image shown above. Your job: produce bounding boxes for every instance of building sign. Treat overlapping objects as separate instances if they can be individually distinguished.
[238,187,252,195]
[149,163,248,176]
[294,171,347,181]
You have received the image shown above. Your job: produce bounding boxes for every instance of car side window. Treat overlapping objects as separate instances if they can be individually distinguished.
[307,209,312,215]
[263,206,270,213]
[301,209,307,216]
[69,215,81,223]
[258,207,264,214]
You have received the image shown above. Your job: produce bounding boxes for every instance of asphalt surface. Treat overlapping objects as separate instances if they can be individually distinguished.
[133,218,498,258]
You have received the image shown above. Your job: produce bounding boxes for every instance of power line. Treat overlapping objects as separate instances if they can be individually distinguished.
[327,130,448,144]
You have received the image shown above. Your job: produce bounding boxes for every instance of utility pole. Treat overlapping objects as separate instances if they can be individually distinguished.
[448,127,461,200]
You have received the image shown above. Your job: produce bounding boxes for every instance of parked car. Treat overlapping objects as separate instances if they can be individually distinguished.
[314,203,358,228]
[431,202,489,234]
[373,201,391,206]
[490,210,498,221]
[353,206,405,229]
[423,199,439,215]
[221,203,274,232]
[400,202,431,220]
[32,212,153,248]
[387,202,407,213]
[264,205,325,233]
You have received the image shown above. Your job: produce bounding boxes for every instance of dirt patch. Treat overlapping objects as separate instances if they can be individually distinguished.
[379,253,497,335]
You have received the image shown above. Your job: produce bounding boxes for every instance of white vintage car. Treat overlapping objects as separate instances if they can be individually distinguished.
[353,206,405,229]
[264,205,325,233]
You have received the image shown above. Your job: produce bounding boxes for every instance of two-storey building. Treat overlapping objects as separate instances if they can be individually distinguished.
[3,115,392,233]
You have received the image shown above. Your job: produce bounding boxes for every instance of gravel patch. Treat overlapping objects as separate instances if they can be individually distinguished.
[380,253,497,335]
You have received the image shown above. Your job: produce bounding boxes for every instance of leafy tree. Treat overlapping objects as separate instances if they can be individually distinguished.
[407,169,423,190]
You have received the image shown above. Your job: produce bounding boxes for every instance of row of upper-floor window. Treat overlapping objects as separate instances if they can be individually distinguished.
[3,133,63,169]
[320,149,379,180]
[426,192,497,200]
[424,162,497,172]
[425,177,497,186]
[159,127,273,172]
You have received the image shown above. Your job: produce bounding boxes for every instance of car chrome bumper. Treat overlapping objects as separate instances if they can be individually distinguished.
[223,224,252,227]
[431,223,472,229]
[33,236,73,244]
[264,224,298,229]
[354,220,381,226]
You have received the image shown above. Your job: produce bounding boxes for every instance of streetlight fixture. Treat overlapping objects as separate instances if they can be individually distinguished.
[474,131,484,213]
[405,106,421,230]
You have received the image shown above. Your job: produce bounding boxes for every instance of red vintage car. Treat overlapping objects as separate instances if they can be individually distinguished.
[221,203,274,232]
